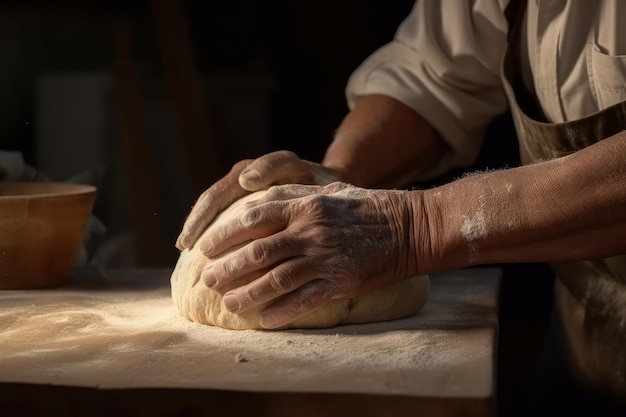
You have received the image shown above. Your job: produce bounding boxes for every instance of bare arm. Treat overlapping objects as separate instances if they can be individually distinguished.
[323,94,447,188]
[413,131,626,274]
[197,129,626,329]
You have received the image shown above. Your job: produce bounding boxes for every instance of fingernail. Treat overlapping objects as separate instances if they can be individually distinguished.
[202,269,217,287]
[175,234,186,251]
[223,294,241,313]
[200,241,214,256]
[240,169,260,183]
[259,312,280,329]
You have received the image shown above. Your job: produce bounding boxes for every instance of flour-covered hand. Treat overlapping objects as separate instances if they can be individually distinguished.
[176,151,340,250]
[199,182,421,329]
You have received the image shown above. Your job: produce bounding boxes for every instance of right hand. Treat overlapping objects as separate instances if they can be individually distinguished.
[175,150,341,250]
[197,182,420,329]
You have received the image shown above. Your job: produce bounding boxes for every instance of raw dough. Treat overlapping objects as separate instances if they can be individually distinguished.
[171,190,429,330]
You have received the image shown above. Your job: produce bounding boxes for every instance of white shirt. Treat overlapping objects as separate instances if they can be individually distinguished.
[346,0,626,177]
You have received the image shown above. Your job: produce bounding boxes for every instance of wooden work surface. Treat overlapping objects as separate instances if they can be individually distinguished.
[0,267,501,417]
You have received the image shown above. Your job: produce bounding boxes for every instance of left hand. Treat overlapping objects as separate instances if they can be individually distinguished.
[198,182,421,329]
[176,150,341,250]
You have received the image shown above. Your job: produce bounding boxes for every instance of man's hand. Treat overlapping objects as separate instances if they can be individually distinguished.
[175,151,341,250]
[197,182,423,329]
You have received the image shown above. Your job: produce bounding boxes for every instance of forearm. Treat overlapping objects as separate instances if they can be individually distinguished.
[413,132,626,273]
[323,94,447,188]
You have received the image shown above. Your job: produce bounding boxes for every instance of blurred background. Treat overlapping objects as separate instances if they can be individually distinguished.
[0,0,421,268]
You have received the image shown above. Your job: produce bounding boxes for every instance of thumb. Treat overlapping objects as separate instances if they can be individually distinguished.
[238,168,267,191]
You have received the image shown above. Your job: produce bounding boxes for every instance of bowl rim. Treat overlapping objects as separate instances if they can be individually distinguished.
[0,181,96,199]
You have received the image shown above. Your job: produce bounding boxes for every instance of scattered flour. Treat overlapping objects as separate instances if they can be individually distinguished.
[0,270,497,397]
[460,196,488,262]
[0,288,488,374]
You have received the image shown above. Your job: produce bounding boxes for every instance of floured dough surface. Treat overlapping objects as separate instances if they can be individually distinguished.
[171,190,429,330]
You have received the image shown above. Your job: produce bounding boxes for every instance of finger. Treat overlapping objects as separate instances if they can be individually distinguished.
[221,258,316,315]
[258,279,341,329]
[198,201,290,257]
[239,150,314,190]
[242,184,324,209]
[201,231,302,289]
[176,160,252,250]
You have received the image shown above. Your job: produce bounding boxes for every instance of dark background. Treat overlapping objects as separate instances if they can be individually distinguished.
[1,0,416,175]
[0,0,424,267]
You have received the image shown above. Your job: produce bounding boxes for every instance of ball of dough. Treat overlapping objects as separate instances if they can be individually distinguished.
[170,190,429,330]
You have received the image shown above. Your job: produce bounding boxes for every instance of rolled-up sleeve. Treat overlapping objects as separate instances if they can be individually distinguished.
[346,0,511,177]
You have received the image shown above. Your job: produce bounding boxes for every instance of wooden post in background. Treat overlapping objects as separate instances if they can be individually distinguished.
[111,19,175,266]
[148,0,223,196]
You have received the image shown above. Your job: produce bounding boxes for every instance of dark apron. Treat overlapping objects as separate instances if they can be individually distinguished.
[502,0,626,400]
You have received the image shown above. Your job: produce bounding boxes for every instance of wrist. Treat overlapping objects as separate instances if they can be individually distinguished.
[390,190,426,279]
[405,188,469,275]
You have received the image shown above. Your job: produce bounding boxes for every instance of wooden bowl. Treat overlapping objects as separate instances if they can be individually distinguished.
[0,182,96,289]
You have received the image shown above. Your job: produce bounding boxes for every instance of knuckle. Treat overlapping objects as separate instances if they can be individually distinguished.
[232,159,252,173]
[213,259,231,279]
[325,181,348,193]
[268,269,294,294]
[246,241,269,265]
[275,150,298,161]
[265,185,284,200]
[194,188,215,209]
[241,207,261,228]
[255,154,276,171]
[265,184,278,194]
[306,194,323,210]
[295,293,317,310]
[240,287,260,306]
[307,195,331,215]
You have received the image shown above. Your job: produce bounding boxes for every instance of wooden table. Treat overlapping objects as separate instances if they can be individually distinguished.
[0,267,501,417]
